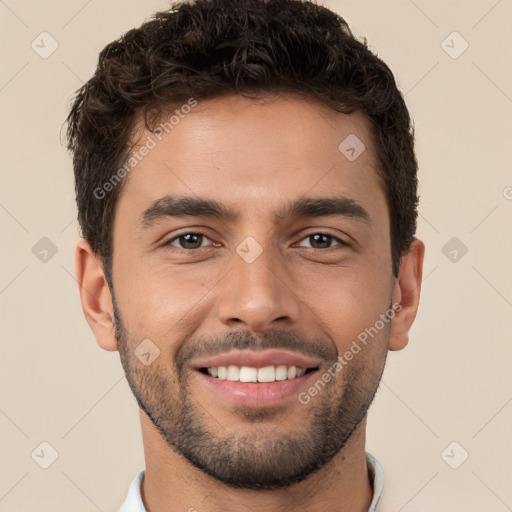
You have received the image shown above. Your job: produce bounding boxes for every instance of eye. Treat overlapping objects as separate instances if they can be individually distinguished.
[296,233,347,249]
[166,232,214,250]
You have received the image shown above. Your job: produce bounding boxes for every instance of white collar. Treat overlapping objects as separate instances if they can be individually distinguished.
[119,451,384,512]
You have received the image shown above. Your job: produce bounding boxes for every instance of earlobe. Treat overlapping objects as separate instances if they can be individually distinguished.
[74,239,118,352]
[388,238,425,351]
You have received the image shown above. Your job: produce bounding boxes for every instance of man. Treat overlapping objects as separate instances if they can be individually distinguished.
[66,0,425,510]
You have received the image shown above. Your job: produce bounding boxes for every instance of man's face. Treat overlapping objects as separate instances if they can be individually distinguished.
[111,94,395,489]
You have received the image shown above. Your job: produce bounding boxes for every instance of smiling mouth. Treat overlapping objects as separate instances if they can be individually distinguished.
[199,365,318,383]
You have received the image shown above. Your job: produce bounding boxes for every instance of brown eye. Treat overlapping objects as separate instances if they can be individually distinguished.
[167,233,209,250]
[297,233,345,249]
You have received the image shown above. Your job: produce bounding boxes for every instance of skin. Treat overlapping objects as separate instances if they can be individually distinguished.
[75,93,425,512]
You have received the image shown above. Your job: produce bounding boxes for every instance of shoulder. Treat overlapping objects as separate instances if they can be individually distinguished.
[118,469,146,512]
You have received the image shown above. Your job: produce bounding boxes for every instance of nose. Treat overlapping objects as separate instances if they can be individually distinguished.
[217,242,301,334]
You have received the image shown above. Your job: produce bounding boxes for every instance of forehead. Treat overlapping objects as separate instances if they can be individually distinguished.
[118,94,386,223]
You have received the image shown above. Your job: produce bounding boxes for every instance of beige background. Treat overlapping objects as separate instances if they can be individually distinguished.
[1,0,511,510]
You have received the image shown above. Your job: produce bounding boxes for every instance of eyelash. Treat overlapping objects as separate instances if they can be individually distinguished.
[164,231,350,251]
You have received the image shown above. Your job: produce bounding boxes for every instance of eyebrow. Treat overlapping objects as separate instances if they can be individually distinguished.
[139,194,371,228]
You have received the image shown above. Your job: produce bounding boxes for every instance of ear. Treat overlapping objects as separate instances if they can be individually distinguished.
[388,238,425,351]
[74,238,118,352]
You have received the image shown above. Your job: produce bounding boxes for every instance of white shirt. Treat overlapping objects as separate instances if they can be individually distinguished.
[119,452,384,512]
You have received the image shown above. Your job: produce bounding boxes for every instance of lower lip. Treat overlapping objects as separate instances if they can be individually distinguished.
[195,370,318,408]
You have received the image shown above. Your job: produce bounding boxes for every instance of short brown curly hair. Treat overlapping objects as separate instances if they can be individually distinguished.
[65,0,419,280]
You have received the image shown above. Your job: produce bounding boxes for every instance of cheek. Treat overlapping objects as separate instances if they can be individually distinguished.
[300,266,392,351]
[114,262,218,356]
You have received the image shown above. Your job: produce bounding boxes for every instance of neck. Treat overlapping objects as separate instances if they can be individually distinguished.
[139,410,373,512]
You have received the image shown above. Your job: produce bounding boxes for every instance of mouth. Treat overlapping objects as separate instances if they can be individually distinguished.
[192,350,322,408]
[198,365,317,382]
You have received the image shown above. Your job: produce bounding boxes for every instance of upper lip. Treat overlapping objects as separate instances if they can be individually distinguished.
[192,349,322,370]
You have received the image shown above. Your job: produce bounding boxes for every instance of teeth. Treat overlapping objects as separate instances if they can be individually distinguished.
[257,366,275,382]
[206,365,312,382]
[275,365,287,381]
[239,366,257,382]
[227,365,239,381]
